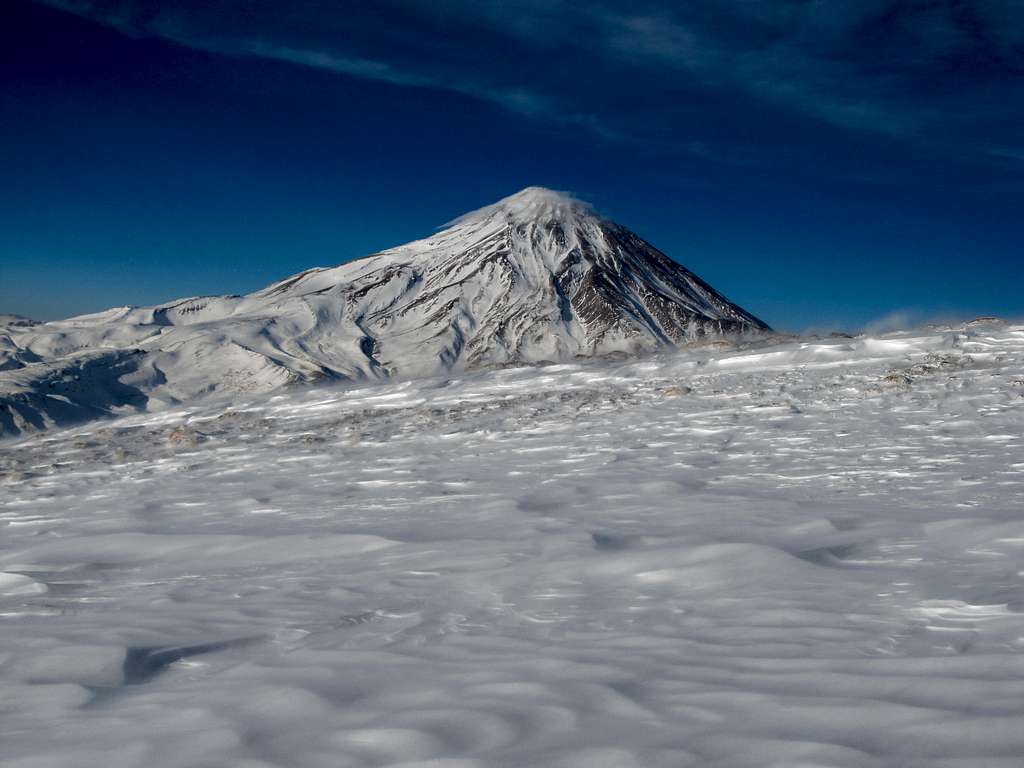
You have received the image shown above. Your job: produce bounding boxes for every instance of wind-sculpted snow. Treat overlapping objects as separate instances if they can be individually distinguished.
[2,321,1023,767]
[0,187,767,436]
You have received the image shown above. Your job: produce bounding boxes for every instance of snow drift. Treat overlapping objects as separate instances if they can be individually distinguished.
[2,320,1023,767]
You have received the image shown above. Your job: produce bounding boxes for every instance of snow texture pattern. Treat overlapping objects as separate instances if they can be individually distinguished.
[2,319,1023,767]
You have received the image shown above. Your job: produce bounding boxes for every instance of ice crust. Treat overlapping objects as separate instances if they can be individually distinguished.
[1,322,1023,767]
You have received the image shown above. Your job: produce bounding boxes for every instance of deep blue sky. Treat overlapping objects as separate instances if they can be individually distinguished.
[2,0,1022,331]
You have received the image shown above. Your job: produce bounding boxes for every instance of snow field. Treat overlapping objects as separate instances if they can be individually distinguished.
[1,323,1023,767]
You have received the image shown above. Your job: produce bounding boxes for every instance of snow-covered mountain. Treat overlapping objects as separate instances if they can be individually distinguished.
[0,187,767,435]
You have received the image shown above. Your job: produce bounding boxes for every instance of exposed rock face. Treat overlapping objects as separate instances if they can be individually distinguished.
[0,187,768,435]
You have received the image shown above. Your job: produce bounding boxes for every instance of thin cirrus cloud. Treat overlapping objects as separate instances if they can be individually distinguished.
[33,0,1024,173]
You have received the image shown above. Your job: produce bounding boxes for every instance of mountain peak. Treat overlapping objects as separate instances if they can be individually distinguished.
[503,185,579,205]
[448,186,598,229]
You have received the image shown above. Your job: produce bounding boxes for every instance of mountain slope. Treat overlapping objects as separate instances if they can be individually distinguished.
[0,187,768,435]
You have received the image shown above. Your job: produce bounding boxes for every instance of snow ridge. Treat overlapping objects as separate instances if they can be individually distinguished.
[0,187,768,435]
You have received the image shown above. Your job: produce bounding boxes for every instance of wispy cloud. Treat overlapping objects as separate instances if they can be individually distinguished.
[33,0,1024,174]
